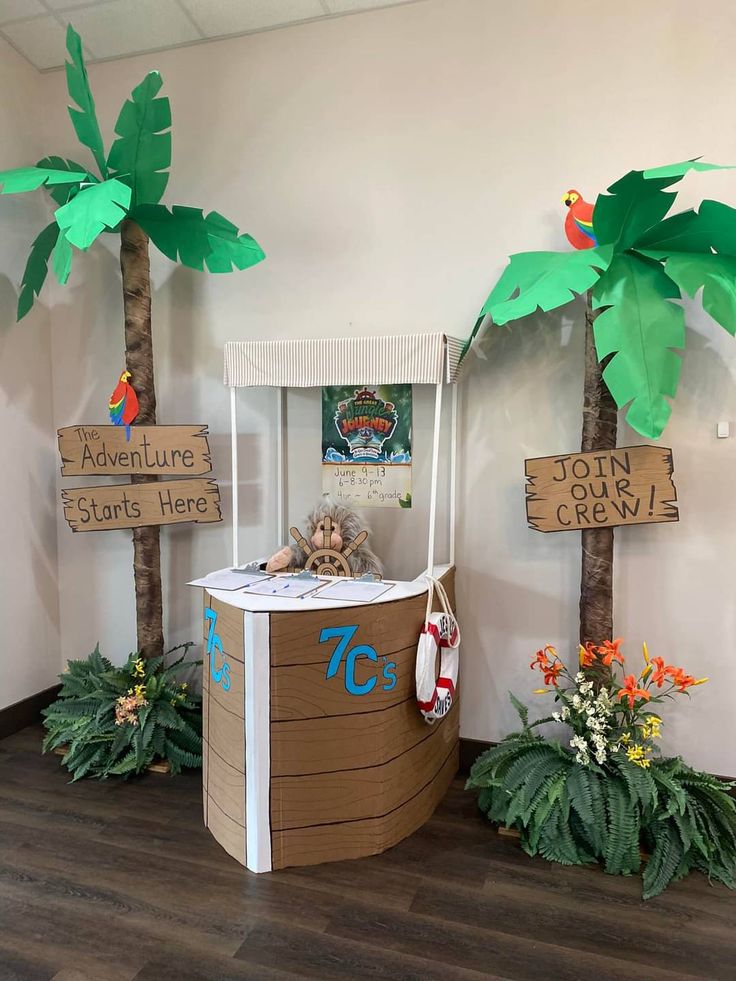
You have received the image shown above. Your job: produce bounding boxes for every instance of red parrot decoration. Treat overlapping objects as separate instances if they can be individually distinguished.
[108,369,139,441]
[562,189,597,249]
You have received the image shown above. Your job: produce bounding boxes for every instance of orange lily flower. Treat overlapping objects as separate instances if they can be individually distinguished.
[530,645,556,672]
[543,662,564,687]
[665,665,699,691]
[618,674,651,709]
[677,674,697,691]
[579,642,597,668]
[597,638,625,666]
[666,668,708,692]
[649,656,669,688]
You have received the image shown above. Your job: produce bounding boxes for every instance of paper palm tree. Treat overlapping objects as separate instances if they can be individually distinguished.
[0,26,265,659]
[462,161,736,654]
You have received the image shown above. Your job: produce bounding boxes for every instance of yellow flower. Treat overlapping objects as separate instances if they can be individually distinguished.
[181,682,188,690]
[620,732,631,745]
[642,641,650,664]
[133,683,147,701]
[127,688,134,696]
[626,743,651,768]
[532,688,550,695]
[133,658,146,678]
[647,715,662,732]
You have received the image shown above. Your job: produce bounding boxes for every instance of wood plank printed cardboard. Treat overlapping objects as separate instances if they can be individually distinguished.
[62,478,221,532]
[525,445,678,533]
[58,425,213,476]
[201,567,459,872]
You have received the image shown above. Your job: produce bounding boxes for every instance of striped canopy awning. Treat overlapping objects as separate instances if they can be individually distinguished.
[223,333,464,387]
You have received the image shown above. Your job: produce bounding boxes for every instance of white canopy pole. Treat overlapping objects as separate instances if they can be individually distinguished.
[426,382,443,575]
[229,386,239,568]
[449,382,458,568]
[276,387,285,544]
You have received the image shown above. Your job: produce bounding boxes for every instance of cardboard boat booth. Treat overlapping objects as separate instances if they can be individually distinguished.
[198,333,463,871]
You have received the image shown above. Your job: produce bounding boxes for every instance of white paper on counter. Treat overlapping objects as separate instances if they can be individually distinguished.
[188,569,271,590]
[242,576,323,599]
[315,579,396,603]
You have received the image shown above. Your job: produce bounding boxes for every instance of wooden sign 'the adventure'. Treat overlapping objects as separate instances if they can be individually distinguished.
[58,425,212,476]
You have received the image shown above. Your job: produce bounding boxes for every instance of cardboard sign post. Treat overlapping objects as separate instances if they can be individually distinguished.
[525,445,678,533]
[58,423,221,534]
[62,478,221,532]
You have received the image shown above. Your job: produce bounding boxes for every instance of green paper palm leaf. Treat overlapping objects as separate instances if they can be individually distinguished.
[643,159,736,180]
[17,223,59,320]
[133,203,265,272]
[0,164,90,195]
[36,155,95,206]
[594,170,680,251]
[65,24,107,178]
[661,253,736,336]
[107,72,171,207]
[53,232,74,285]
[482,246,613,326]
[636,200,736,255]
[592,254,685,439]
[55,178,132,249]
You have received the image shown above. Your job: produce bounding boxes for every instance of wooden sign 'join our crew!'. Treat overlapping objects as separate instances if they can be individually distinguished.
[525,445,679,533]
[58,424,221,533]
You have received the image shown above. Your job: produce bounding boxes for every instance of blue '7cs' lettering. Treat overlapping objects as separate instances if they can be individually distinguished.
[204,608,231,692]
[320,625,396,695]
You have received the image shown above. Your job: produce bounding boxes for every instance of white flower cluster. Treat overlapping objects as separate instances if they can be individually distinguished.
[566,680,617,766]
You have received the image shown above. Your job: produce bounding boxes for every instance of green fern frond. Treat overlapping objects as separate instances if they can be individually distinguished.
[42,643,202,781]
[468,699,735,900]
[508,691,529,729]
[643,822,684,900]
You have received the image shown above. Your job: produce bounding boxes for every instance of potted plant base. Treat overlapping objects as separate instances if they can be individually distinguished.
[42,645,202,780]
[467,641,736,899]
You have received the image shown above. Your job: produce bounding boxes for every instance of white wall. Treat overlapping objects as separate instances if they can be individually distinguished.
[26,0,736,772]
[0,39,60,710]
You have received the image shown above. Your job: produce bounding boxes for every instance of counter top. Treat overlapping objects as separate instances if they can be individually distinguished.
[202,563,452,613]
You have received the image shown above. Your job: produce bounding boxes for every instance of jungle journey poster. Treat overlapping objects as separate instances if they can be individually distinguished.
[321,385,412,508]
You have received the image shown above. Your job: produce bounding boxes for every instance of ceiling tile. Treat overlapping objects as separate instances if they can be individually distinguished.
[0,0,44,24]
[2,14,67,69]
[63,0,200,59]
[181,0,326,37]
[324,0,415,10]
[44,0,105,7]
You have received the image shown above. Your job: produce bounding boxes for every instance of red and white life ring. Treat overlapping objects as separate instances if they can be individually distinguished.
[416,577,460,724]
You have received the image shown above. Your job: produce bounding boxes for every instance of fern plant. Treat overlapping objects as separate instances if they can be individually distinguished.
[467,642,736,899]
[42,644,202,780]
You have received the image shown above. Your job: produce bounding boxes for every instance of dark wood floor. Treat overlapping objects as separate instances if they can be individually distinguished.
[0,726,734,981]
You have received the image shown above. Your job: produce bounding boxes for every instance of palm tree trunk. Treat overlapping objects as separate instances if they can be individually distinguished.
[579,291,617,662]
[120,218,163,660]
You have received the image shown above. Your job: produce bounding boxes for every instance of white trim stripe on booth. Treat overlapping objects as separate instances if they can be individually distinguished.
[244,611,272,874]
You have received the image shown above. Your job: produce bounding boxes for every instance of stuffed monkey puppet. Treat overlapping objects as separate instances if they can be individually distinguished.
[266,496,383,578]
